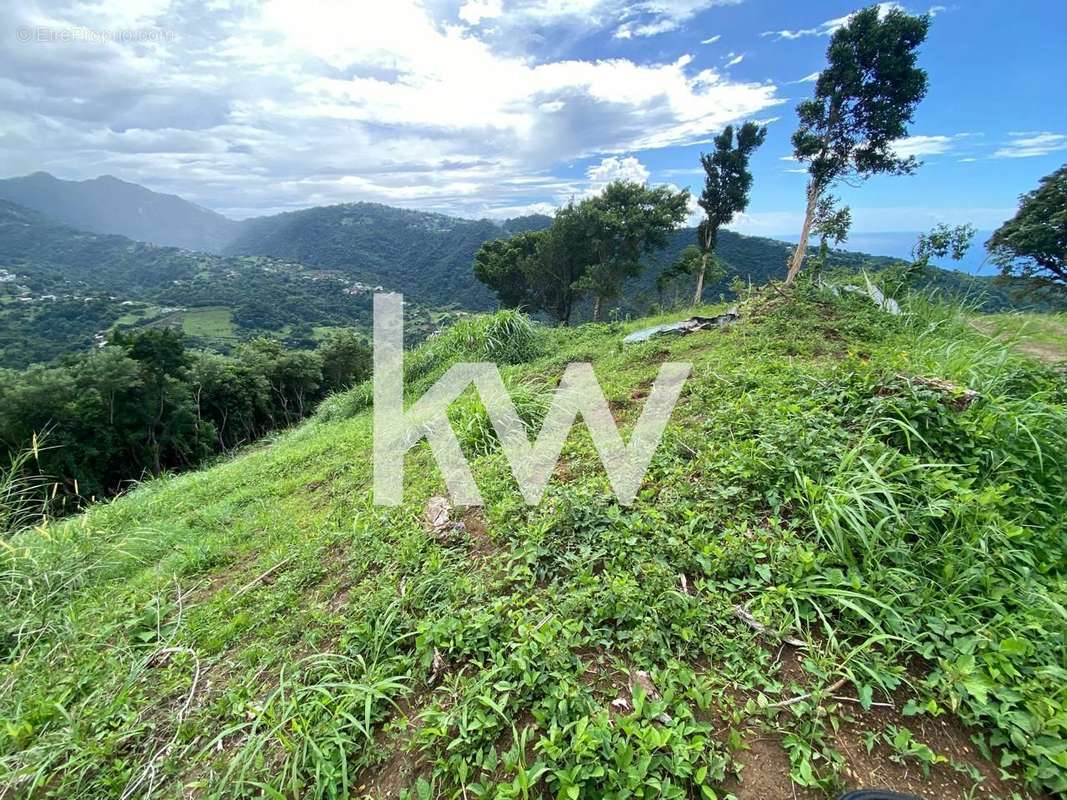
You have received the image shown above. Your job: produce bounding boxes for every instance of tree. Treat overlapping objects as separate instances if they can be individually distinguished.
[472,232,542,311]
[987,164,1067,291]
[472,183,688,324]
[809,195,852,280]
[785,5,930,283]
[693,122,767,304]
[657,244,725,303]
[880,223,975,297]
[318,329,372,394]
[577,181,690,320]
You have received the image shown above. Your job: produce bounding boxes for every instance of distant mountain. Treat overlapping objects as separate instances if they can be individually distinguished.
[222,202,552,310]
[0,172,238,253]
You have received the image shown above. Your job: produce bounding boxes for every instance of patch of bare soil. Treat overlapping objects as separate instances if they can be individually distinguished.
[970,319,1067,363]
[460,507,499,559]
[830,689,1034,800]
[719,732,820,800]
[706,647,1033,799]
[353,696,431,799]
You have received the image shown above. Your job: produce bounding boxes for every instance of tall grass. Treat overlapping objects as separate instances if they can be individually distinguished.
[0,439,48,540]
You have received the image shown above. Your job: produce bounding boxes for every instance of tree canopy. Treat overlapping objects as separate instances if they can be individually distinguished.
[690,122,767,304]
[472,181,689,323]
[987,164,1067,291]
[786,4,930,282]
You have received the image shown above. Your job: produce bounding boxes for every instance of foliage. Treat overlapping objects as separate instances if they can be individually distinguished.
[787,4,931,281]
[988,163,1067,291]
[573,182,691,319]
[1,290,1064,799]
[809,194,852,278]
[877,224,975,298]
[0,327,371,507]
[474,182,689,323]
[691,122,767,303]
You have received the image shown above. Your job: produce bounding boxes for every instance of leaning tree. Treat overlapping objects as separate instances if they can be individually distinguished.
[785,5,930,283]
[987,164,1067,292]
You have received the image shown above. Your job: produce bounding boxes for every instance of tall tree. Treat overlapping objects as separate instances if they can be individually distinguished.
[693,122,767,304]
[657,245,724,303]
[785,5,930,283]
[472,183,688,323]
[987,164,1067,292]
[577,181,690,320]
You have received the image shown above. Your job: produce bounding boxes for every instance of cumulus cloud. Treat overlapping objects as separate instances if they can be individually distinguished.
[993,132,1067,159]
[459,0,504,25]
[586,155,650,184]
[0,0,780,218]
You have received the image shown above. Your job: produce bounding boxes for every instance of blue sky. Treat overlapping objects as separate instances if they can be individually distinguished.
[2,0,1065,253]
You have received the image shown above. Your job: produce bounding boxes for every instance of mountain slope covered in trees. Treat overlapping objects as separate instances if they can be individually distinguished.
[223,203,551,310]
[0,201,450,367]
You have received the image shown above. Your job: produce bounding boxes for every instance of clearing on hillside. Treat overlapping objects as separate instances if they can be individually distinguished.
[2,286,1065,799]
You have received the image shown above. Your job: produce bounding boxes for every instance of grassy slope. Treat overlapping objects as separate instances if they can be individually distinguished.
[973,312,1067,364]
[2,290,1065,799]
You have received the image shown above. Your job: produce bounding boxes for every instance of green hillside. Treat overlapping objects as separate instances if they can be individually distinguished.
[3,287,1064,798]
[224,204,550,311]
[0,201,454,367]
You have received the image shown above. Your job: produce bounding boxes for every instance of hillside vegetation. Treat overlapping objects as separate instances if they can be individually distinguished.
[0,201,450,367]
[2,287,1064,799]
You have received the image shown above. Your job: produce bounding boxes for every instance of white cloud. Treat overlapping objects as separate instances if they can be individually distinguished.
[586,155,650,184]
[459,0,503,25]
[724,53,744,67]
[700,34,721,44]
[0,0,782,218]
[891,134,964,158]
[791,71,820,83]
[993,132,1067,159]
[761,3,941,41]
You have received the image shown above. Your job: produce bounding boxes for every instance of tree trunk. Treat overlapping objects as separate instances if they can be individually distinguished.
[592,295,602,322]
[692,251,710,306]
[786,184,820,284]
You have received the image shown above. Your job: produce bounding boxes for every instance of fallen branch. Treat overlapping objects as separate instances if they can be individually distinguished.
[231,556,295,600]
[733,604,806,648]
[769,677,848,709]
[894,373,980,410]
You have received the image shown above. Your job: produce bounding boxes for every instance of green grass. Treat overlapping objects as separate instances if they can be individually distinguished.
[1,287,1064,799]
[974,311,1067,362]
[181,306,237,340]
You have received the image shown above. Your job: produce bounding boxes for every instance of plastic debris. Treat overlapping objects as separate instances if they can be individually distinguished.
[623,308,740,344]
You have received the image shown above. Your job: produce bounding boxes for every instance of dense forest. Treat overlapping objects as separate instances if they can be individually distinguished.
[0,326,370,511]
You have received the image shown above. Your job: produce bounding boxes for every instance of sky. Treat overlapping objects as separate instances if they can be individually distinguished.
[2,0,1066,249]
